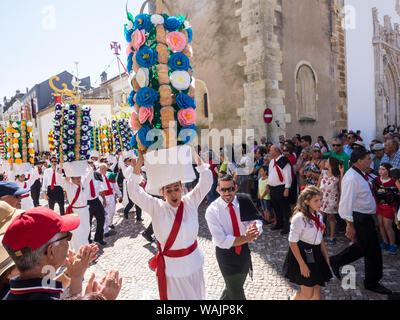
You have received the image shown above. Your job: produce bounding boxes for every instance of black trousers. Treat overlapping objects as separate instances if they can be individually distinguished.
[30,180,41,207]
[47,186,65,216]
[220,274,247,300]
[269,185,291,231]
[330,212,383,289]
[143,223,153,236]
[124,196,142,219]
[88,198,106,242]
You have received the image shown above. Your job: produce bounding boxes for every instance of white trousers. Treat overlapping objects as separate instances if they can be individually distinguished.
[104,194,116,233]
[70,207,90,253]
[165,268,205,300]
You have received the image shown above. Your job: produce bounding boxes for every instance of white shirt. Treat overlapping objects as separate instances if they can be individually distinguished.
[205,196,263,249]
[119,157,133,179]
[127,164,213,277]
[338,167,376,223]
[288,212,324,245]
[102,173,122,198]
[42,167,61,191]
[8,168,38,189]
[87,175,106,201]
[56,170,92,207]
[267,155,292,188]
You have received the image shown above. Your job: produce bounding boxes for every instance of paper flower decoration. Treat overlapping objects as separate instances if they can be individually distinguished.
[127,52,134,74]
[139,106,154,124]
[129,112,141,132]
[112,119,133,153]
[134,14,151,32]
[137,125,154,148]
[169,52,190,71]
[177,108,196,127]
[164,16,183,31]
[4,120,35,165]
[130,133,138,148]
[176,93,196,109]
[133,29,146,51]
[171,71,191,91]
[136,68,149,88]
[128,90,136,107]
[136,87,159,107]
[151,14,164,25]
[136,46,158,68]
[179,124,197,144]
[166,32,187,52]
[124,25,134,42]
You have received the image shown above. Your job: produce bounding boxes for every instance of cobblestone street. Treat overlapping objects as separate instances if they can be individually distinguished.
[72,199,400,300]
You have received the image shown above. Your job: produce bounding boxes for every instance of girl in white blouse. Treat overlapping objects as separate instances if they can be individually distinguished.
[282,186,332,300]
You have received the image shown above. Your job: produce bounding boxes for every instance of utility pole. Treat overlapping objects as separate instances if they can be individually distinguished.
[148,0,156,14]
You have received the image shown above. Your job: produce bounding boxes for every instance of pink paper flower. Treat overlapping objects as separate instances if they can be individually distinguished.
[130,112,140,131]
[139,106,154,124]
[177,108,196,126]
[166,31,187,53]
[134,29,146,51]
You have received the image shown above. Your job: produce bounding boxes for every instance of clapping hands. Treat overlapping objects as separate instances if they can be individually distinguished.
[85,270,122,300]
[245,222,259,243]
[65,244,99,281]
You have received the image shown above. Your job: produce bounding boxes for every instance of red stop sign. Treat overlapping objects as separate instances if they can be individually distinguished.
[263,108,273,124]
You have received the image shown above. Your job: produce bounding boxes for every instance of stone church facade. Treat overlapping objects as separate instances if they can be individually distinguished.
[164,0,348,143]
[373,8,400,137]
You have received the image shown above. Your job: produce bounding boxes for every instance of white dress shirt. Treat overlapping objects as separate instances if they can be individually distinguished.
[56,170,93,206]
[205,196,263,249]
[42,167,60,191]
[267,155,292,188]
[288,212,324,245]
[338,167,376,223]
[127,164,213,278]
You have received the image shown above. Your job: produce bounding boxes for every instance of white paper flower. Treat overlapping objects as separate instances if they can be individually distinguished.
[136,68,149,88]
[7,153,11,158]
[13,143,19,149]
[12,122,18,128]
[170,71,191,91]
[14,152,21,158]
[151,14,164,25]
[184,20,191,28]
[28,143,34,148]
[128,72,136,90]
[127,20,134,30]
[13,133,20,138]
[27,122,33,127]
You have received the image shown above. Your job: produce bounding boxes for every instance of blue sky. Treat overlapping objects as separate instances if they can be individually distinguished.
[0,0,144,101]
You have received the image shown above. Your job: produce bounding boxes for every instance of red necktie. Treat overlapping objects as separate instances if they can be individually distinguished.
[274,160,284,182]
[310,213,326,232]
[51,170,56,190]
[228,202,242,255]
[89,180,96,198]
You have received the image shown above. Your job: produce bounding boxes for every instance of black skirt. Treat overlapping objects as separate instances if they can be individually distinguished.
[282,240,332,287]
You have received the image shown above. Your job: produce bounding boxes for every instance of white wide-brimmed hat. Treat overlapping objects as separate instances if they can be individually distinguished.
[144,145,195,196]
[12,163,32,176]
[90,150,100,158]
[63,160,87,178]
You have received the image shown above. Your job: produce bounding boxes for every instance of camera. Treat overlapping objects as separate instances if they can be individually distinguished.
[374,185,400,204]
[389,168,400,180]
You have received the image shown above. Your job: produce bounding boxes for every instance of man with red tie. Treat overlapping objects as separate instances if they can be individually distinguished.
[30,160,44,207]
[268,145,293,235]
[205,174,263,300]
[42,157,65,215]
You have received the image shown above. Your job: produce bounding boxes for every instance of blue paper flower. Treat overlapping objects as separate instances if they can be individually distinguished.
[136,87,159,107]
[164,16,183,31]
[134,14,151,32]
[127,52,134,74]
[176,93,196,110]
[128,90,136,107]
[187,27,193,43]
[124,25,134,42]
[136,46,158,68]
[179,124,197,144]
[137,125,154,147]
[129,133,138,148]
[168,52,190,71]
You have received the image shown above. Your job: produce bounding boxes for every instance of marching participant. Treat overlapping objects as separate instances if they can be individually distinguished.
[127,147,213,300]
[30,160,44,207]
[56,163,93,253]
[42,156,65,215]
[8,163,38,210]
[99,163,122,233]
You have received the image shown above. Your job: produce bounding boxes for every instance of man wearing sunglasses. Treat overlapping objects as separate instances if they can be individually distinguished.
[0,182,30,209]
[42,157,65,216]
[323,137,350,172]
[205,175,263,300]
[1,207,81,300]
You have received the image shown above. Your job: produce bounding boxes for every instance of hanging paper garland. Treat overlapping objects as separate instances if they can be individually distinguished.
[48,130,56,153]
[52,103,91,162]
[0,126,5,159]
[4,120,35,165]
[124,11,197,153]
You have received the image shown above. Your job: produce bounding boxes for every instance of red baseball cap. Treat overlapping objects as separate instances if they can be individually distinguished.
[2,207,80,256]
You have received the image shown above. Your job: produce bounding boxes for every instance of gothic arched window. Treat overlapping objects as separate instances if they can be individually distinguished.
[296,63,317,121]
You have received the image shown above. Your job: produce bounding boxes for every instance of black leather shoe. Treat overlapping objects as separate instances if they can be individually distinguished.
[124,212,129,219]
[365,284,393,295]
[109,224,115,229]
[330,258,341,280]
[142,232,155,243]
[136,217,144,222]
[280,229,289,235]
